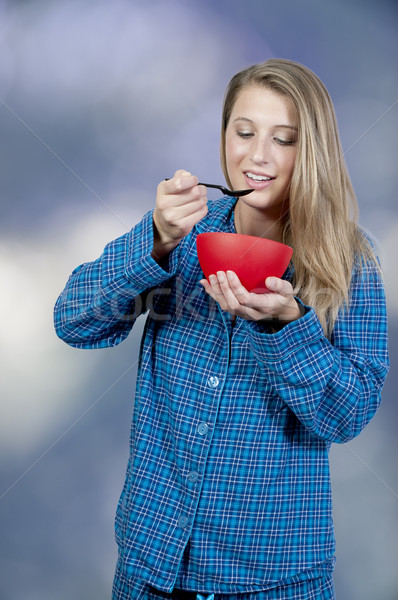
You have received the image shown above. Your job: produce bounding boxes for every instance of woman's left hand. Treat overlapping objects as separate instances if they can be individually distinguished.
[200,270,301,324]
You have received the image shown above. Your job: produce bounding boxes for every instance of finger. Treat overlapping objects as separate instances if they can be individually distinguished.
[169,190,206,216]
[215,271,246,311]
[160,182,206,210]
[226,271,251,300]
[178,188,207,213]
[226,270,292,319]
[208,273,234,309]
[265,276,293,296]
[200,278,216,300]
[216,271,260,318]
[200,275,223,306]
[202,274,267,321]
[209,273,225,297]
[159,171,190,192]
[225,270,273,311]
[223,271,273,318]
[174,201,208,230]
[170,171,199,193]
[160,171,197,195]
[216,272,263,319]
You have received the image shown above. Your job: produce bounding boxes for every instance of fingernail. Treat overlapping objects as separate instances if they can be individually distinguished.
[209,274,217,284]
[217,271,225,283]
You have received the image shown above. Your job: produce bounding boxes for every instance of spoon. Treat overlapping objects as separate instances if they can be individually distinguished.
[165,179,254,197]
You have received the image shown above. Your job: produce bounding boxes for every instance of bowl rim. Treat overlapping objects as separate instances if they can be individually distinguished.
[196,231,293,251]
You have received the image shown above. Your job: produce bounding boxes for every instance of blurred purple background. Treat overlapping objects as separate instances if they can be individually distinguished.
[0,1,397,598]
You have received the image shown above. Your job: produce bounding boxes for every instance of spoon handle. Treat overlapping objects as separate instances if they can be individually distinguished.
[165,179,253,197]
[165,179,222,192]
[197,182,224,192]
[198,182,254,197]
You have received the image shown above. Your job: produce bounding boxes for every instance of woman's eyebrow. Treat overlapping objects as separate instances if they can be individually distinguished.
[232,117,254,123]
[232,117,298,131]
[276,124,298,131]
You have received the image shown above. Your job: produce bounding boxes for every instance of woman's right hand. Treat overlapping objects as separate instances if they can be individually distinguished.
[152,170,208,261]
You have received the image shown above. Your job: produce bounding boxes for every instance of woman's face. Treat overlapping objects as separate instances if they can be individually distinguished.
[225,85,298,215]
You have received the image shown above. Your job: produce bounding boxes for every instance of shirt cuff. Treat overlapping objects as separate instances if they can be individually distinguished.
[124,209,181,289]
[243,300,325,363]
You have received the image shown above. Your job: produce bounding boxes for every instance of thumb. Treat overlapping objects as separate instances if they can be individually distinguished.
[265,276,280,292]
[265,276,290,295]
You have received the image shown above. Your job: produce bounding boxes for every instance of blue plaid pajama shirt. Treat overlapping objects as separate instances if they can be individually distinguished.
[54,197,389,599]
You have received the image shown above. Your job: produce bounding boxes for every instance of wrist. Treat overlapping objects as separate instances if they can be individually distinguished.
[283,299,305,322]
[258,300,306,332]
[152,216,180,263]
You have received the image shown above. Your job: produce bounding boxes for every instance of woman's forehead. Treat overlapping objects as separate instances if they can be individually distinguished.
[229,85,298,127]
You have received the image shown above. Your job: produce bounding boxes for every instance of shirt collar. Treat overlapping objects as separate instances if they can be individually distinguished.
[195,196,238,234]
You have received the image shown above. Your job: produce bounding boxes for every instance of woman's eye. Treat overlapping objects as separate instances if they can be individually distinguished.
[237,131,254,139]
[274,137,295,146]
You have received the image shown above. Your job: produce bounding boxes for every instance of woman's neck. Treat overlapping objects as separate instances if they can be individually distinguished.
[234,200,285,242]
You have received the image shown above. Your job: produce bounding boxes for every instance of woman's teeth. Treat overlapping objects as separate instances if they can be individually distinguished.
[246,172,272,181]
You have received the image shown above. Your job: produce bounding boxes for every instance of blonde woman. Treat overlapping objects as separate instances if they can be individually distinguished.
[54,59,389,600]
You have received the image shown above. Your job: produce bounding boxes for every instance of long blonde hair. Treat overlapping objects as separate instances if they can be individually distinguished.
[220,58,377,335]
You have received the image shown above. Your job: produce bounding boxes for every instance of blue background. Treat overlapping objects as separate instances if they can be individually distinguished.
[0,1,397,598]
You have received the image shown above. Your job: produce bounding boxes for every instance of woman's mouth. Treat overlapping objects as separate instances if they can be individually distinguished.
[244,171,275,188]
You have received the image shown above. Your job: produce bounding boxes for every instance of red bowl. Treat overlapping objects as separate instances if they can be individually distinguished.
[196,232,293,293]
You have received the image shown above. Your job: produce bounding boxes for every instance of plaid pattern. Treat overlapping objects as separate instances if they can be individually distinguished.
[112,566,335,600]
[54,198,389,599]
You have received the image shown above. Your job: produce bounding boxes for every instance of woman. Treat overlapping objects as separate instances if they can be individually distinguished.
[54,59,389,600]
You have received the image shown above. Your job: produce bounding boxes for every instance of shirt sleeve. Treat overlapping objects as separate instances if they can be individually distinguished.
[242,258,390,443]
[53,210,181,349]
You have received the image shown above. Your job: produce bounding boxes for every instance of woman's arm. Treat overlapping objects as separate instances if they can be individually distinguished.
[54,210,181,349]
[243,261,389,443]
[54,171,208,349]
[201,257,389,443]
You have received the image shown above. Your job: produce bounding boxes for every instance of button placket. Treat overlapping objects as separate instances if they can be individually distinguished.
[176,373,222,540]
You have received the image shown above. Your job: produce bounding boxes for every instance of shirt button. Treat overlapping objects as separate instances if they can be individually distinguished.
[187,471,199,483]
[207,376,219,389]
[178,515,189,528]
[197,422,209,436]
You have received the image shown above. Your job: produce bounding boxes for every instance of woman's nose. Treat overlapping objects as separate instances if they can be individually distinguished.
[250,137,270,164]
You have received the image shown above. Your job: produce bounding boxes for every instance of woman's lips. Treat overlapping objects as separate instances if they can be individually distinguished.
[244,171,275,189]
